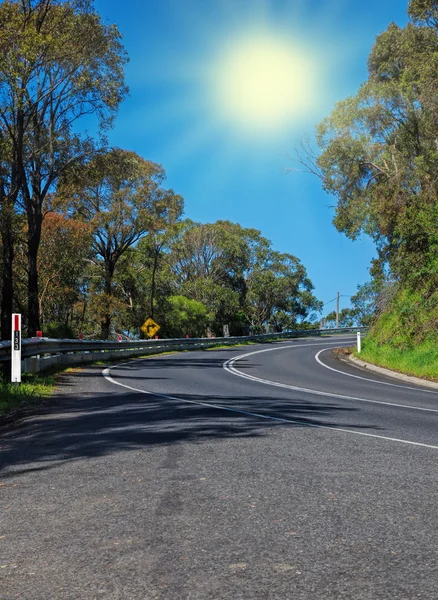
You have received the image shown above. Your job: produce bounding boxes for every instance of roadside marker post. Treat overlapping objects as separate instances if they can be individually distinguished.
[357,331,362,354]
[11,313,21,383]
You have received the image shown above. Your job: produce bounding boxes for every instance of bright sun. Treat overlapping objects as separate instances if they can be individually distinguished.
[211,33,318,135]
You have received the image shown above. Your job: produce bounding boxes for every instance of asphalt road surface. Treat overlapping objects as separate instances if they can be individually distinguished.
[1,334,437,600]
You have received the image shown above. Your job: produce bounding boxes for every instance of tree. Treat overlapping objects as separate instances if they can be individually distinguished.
[349,281,380,326]
[170,220,250,287]
[163,295,211,338]
[139,222,183,319]
[37,213,91,328]
[169,220,252,332]
[325,308,356,328]
[0,115,22,338]
[245,251,320,332]
[315,4,438,290]
[166,220,321,334]
[61,148,183,338]
[0,0,128,336]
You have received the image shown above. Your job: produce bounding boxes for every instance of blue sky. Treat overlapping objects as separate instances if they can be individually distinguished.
[93,0,408,314]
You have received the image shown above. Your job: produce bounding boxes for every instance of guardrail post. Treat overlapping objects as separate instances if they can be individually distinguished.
[357,331,362,354]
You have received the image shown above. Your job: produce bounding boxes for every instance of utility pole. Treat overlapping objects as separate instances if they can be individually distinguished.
[335,291,340,328]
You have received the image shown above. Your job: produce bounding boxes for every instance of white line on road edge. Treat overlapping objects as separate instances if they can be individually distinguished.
[315,348,438,395]
[221,345,438,449]
[223,346,438,413]
[102,343,438,450]
[102,367,438,450]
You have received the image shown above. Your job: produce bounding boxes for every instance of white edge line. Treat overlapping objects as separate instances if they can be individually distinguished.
[315,348,438,395]
[102,348,438,451]
[223,346,438,414]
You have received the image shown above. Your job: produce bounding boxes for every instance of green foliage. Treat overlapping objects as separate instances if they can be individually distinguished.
[0,0,129,336]
[165,220,321,334]
[349,279,388,326]
[368,286,438,348]
[316,9,438,292]
[246,251,321,331]
[60,148,184,338]
[324,308,357,328]
[312,0,438,375]
[358,336,438,381]
[44,322,75,339]
[408,0,438,27]
[162,295,211,338]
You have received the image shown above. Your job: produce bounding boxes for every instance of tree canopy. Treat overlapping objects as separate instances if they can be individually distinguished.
[316,1,438,292]
[59,148,183,338]
[0,0,321,343]
[0,0,128,336]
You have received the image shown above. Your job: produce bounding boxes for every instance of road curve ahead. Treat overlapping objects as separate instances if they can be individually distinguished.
[1,334,437,600]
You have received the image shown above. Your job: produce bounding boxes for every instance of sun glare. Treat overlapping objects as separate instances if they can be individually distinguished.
[211,34,318,135]
[139,0,346,167]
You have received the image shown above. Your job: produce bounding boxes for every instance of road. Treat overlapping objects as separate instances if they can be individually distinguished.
[1,334,437,599]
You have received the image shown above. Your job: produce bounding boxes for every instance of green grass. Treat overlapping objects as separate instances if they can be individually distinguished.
[0,372,57,418]
[356,337,438,382]
[204,341,256,350]
[353,283,438,382]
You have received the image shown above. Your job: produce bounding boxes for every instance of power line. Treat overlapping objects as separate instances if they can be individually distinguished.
[321,297,338,307]
[322,294,353,307]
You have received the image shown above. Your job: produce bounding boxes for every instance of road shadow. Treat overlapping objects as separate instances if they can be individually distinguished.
[65,355,258,380]
[0,365,379,476]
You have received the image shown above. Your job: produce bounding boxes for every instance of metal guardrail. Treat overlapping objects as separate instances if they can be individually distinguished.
[0,326,367,365]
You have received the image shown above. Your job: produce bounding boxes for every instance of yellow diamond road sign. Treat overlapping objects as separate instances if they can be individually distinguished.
[141,317,160,338]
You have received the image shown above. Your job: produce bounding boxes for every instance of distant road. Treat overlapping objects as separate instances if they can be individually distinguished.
[2,334,437,599]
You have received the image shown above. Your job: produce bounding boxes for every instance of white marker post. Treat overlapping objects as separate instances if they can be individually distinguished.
[11,313,21,383]
[357,331,362,354]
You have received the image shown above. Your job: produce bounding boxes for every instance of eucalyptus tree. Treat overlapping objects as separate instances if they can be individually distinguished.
[0,0,128,337]
[315,0,438,289]
[36,213,92,328]
[245,251,321,332]
[169,220,256,331]
[324,309,356,329]
[61,148,183,338]
[167,220,320,334]
[162,295,211,338]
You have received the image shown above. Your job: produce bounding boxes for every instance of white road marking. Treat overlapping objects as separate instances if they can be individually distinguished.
[102,367,438,450]
[315,348,438,395]
[102,340,438,450]
[223,346,438,414]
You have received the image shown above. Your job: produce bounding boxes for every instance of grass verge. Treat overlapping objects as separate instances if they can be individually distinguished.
[0,372,57,418]
[204,341,257,350]
[355,338,438,382]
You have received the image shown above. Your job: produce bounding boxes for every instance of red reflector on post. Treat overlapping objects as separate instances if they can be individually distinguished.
[14,314,19,331]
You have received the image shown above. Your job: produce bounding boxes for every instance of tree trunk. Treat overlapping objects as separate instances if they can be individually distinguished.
[101,264,114,339]
[27,206,43,337]
[1,204,14,341]
[0,199,16,379]
[150,245,160,318]
[101,311,111,340]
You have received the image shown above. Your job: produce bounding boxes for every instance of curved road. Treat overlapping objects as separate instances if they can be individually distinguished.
[106,335,438,449]
[1,334,437,599]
